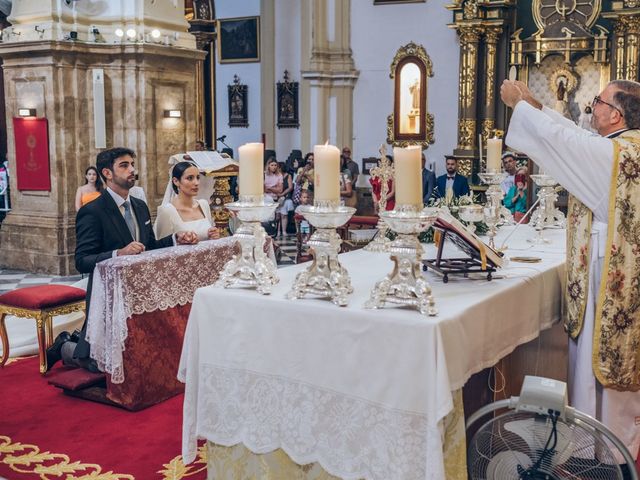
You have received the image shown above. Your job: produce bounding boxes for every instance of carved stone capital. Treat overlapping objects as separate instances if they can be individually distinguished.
[484,27,502,44]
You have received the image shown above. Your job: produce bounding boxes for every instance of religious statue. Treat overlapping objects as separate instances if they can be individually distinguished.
[409,79,421,113]
[553,76,571,118]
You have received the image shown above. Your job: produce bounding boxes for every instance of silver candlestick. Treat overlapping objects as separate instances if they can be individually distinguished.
[365,205,439,316]
[529,174,565,230]
[286,201,356,306]
[365,144,394,253]
[478,172,513,249]
[218,195,279,294]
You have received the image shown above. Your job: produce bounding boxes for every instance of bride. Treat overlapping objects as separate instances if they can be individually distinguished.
[155,161,220,241]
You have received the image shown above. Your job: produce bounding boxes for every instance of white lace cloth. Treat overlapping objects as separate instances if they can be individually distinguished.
[86,237,271,384]
[179,226,567,479]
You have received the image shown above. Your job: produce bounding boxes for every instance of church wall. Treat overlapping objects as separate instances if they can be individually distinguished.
[273,0,302,161]
[350,0,459,176]
[214,0,262,157]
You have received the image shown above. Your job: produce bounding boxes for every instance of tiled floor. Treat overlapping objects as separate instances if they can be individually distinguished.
[0,234,300,295]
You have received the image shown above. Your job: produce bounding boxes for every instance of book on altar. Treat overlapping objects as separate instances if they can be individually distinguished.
[184,150,238,173]
[433,210,504,268]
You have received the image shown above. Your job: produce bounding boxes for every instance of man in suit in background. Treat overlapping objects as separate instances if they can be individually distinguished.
[434,157,470,200]
[421,153,436,204]
[46,147,197,371]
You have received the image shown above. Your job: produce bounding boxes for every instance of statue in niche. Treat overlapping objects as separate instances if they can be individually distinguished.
[554,75,571,118]
[409,79,421,113]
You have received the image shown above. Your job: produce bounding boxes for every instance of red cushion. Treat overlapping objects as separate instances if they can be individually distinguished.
[0,285,86,310]
[349,216,379,227]
[48,367,105,391]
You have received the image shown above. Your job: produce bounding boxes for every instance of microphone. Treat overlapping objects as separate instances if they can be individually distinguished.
[216,135,227,142]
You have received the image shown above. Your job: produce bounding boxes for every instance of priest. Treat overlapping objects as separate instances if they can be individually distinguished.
[501,79,640,471]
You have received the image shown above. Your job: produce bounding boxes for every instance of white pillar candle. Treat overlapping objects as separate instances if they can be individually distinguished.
[238,142,264,197]
[394,145,422,207]
[314,143,340,203]
[486,137,502,172]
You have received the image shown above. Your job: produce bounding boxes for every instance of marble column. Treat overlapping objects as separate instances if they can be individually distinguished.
[0,42,204,274]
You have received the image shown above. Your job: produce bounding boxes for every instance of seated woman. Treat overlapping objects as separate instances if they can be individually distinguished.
[264,156,283,202]
[75,166,103,211]
[369,156,395,212]
[504,173,528,222]
[154,161,220,241]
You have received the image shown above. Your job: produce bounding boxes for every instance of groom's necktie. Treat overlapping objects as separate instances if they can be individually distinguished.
[122,200,136,241]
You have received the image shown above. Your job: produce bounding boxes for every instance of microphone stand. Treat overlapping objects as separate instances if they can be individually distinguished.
[216,137,231,151]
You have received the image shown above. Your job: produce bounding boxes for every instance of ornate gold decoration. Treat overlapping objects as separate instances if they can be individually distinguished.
[625,0,640,8]
[457,158,473,177]
[386,113,435,148]
[616,33,626,79]
[463,0,478,20]
[484,28,501,109]
[0,435,134,479]
[549,67,579,97]
[158,445,208,479]
[479,119,495,172]
[532,0,602,32]
[458,27,481,109]
[389,42,434,79]
[457,119,476,151]
[0,300,85,374]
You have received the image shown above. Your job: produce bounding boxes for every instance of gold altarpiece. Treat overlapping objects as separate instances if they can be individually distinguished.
[446,0,640,182]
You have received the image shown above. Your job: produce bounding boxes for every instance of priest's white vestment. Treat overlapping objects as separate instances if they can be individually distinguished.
[506,100,640,460]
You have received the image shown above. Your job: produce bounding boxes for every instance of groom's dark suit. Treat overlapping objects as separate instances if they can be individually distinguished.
[74,190,173,359]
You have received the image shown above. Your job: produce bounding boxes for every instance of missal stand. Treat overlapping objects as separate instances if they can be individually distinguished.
[423,213,503,283]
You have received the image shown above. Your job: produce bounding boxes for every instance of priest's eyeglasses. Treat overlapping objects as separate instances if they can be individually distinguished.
[592,96,624,117]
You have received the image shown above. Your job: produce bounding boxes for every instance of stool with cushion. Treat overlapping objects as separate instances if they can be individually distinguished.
[0,285,86,374]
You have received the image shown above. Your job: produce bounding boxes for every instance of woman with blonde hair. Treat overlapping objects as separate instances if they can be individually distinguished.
[154,161,220,240]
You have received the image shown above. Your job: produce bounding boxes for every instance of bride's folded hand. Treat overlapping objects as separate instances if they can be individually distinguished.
[207,227,221,240]
[176,231,199,245]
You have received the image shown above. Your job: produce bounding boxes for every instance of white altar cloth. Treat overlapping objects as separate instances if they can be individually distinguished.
[179,226,566,480]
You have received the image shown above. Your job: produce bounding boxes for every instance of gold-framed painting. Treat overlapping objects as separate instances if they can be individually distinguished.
[217,16,260,64]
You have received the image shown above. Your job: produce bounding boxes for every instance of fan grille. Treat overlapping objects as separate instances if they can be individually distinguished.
[468,411,622,480]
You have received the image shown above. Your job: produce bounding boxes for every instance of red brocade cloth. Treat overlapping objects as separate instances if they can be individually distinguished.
[106,304,192,410]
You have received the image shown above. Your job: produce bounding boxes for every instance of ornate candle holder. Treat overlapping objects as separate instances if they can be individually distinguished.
[365,144,394,253]
[365,205,439,316]
[458,204,484,233]
[286,201,356,306]
[218,195,279,294]
[478,172,513,249]
[529,174,565,229]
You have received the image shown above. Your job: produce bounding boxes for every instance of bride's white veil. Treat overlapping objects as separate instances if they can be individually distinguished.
[162,154,216,206]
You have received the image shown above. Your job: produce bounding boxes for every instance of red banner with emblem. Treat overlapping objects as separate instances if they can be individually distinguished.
[13,117,51,191]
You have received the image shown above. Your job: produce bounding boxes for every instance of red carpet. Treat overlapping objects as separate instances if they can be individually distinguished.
[0,357,206,480]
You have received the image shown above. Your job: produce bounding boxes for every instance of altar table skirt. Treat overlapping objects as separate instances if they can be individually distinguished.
[205,390,467,480]
[105,304,191,410]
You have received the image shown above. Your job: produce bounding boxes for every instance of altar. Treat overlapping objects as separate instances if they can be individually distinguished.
[179,225,567,479]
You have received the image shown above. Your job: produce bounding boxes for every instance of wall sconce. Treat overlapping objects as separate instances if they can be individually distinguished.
[115,28,124,38]
[164,109,181,118]
[151,29,161,39]
[18,108,37,117]
[126,28,137,40]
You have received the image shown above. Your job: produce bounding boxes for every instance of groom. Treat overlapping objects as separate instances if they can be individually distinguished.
[47,147,197,371]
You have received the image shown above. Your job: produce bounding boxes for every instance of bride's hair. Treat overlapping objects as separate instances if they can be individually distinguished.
[172,161,199,194]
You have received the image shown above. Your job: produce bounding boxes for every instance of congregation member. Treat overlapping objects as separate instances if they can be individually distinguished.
[46,147,198,372]
[275,162,294,237]
[370,155,395,212]
[154,161,220,241]
[264,156,283,203]
[434,157,470,199]
[340,154,357,208]
[421,153,436,203]
[75,166,103,211]
[295,152,314,194]
[500,152,518,194]
[503,172,528,222]
[342,146,359,185]
[501,78,640,476]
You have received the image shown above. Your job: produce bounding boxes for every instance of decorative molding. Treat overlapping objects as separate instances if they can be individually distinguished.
[386,112,435,148]
[457,118,476,151]
[389,41,434,79]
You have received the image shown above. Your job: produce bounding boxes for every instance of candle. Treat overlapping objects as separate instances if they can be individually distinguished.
[314,143,340,203]
[238,142,264,197]
[394,145,422,207]
[486,137,502,172]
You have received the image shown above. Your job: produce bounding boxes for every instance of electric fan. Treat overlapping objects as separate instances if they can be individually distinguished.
[467,376,638,480]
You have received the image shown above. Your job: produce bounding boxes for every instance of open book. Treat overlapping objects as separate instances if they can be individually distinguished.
[433,210,504,268]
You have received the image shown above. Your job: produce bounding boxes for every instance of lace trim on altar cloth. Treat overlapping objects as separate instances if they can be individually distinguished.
[181,364,447,480]
[86,238,250,384]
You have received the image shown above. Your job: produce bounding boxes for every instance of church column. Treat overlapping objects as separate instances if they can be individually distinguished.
[480,27,501,170]
[0,2,203,274]
[452,26,482,176]
[301,0,359,153]
[623,16,640,80]
[189,21,216,147]
[613,18,627,80]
